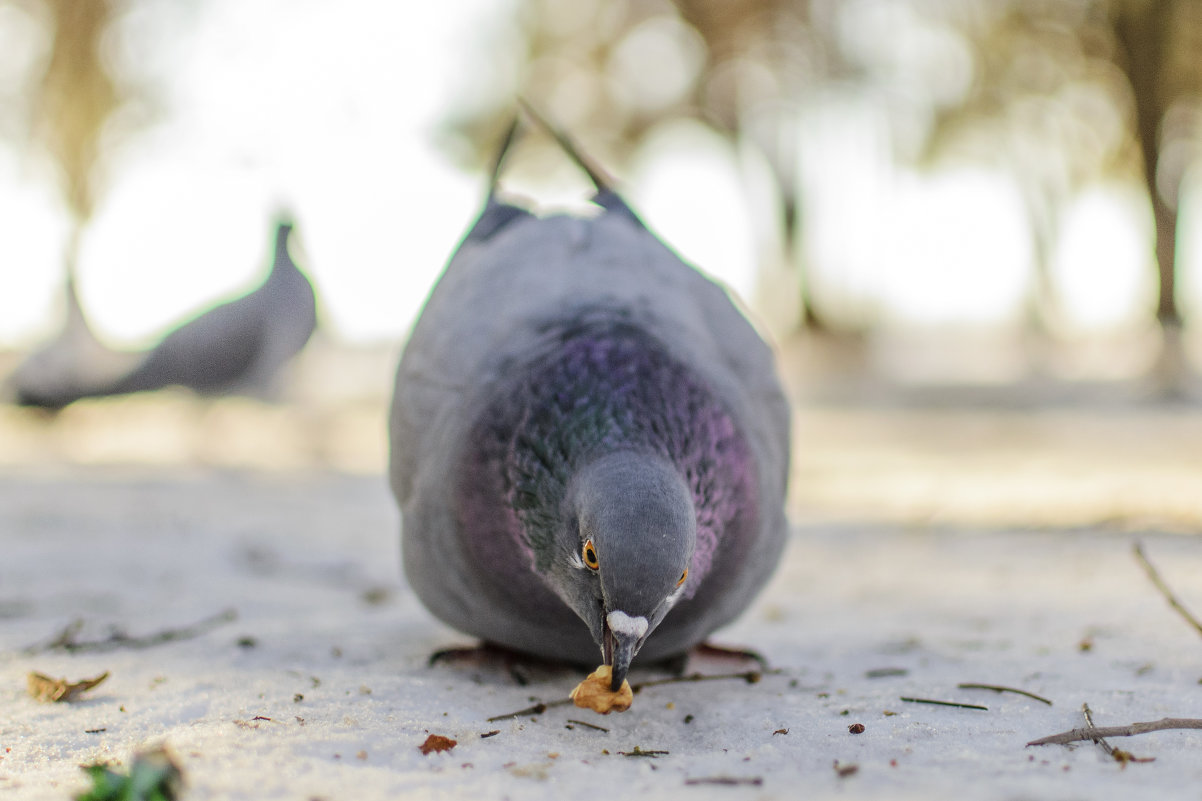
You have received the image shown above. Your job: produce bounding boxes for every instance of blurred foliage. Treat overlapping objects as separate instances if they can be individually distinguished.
[76,746,182,801]
[445,0,1202,352]
[921,0,1202,342]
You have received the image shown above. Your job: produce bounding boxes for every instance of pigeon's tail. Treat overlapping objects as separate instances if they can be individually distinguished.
[517,99,614,196]
[463,116,534,245]
[517,100,640,223]
[486,114,521,197]
[464,103,643,246]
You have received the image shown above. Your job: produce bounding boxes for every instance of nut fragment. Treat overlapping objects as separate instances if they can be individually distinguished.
[570,665,633,714]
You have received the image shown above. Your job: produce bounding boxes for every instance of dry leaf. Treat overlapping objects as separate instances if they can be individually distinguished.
[27,670,110,703]
[419,734,458,755]
[570,665,633,714]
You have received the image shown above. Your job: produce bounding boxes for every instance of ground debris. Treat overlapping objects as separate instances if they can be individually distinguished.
[900,696,988,711]
[25,610,236,654]
[619,746,669,758]
[685,776,763,786]
[1134,541,1202,639]
[957,683,1052,706]
[419,734,458,755]
[27,670,110,703]
[1027,715,1202,747]
[565,718,609,732]
[487,668,773,722]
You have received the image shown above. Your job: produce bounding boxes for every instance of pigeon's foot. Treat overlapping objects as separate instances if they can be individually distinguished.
[428,642,583,686]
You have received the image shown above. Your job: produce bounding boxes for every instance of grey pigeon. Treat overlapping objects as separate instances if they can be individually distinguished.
[390,112,790,691]
[13,219,317,408]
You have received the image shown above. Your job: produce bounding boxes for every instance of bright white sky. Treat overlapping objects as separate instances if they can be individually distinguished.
[0,1,1192,349]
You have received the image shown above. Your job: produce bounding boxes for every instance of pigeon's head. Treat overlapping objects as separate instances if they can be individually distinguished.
[553,451,695,691]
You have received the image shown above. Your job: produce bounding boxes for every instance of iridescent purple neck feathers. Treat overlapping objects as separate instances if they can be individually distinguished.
[459,317,758,597]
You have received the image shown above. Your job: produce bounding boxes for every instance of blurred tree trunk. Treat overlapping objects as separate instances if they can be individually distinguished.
[1112,0,1186,386]
[10,0,122,398]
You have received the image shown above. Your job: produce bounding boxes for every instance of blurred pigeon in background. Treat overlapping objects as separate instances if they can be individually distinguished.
[390,108,791,691]
[11,218,317,408]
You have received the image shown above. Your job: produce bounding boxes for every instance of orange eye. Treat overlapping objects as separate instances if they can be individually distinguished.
[582,539,599,571]
[677,567,688,587]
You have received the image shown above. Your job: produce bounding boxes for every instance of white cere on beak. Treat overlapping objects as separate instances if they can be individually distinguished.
[606,610,648,640]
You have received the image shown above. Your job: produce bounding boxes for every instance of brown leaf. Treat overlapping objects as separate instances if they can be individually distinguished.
[420,734,458,755]
[27,670,110,703]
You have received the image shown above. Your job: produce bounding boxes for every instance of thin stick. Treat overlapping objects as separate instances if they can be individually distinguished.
[566,719,609,732]
[24,609,237,654]
[1027,717,1202,747]
[685,777,764,786]
[631,669,769,691]
[619,747,668,757]
[1082,703,1115,756]
[1133,542,1202,638]
[486,670,773,721]
[487,702,556,721]
[957,683,1053,706]
[900,697,988,711]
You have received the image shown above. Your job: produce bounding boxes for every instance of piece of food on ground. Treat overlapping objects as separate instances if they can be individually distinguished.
[570,665,633,714]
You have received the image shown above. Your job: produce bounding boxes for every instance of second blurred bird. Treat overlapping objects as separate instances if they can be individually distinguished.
[12,218,318,409]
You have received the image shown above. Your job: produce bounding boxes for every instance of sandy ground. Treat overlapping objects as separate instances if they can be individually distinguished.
[2,377,1202,799]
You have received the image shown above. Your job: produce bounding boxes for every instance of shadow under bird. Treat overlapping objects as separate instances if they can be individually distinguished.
[13,220,317,408]
[390,111,791,692]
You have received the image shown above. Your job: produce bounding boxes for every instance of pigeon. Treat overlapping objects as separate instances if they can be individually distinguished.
[13,219,317,408]
[390,110,790,692]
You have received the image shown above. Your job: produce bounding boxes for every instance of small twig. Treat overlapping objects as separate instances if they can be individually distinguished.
[957,683,1053,706]
[900,697,988,711]
[1082,704,1115,756]
[619,747,668,757]
[685,777,763,786]
[487,702,555,721]
[631,669,771,692]
[485,669,774,721]
[566,718,609,732]
[1027,716,1202,747]
[1133,542,1202,639]
[24,610,237,654]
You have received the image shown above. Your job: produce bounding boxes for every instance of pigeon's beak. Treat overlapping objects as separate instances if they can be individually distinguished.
[602,610,648,692]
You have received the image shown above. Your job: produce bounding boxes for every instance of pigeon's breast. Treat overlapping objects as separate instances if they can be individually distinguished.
[455,314,760,600]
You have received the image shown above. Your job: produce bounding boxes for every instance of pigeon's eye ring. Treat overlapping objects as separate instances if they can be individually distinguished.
[677,567,688,587]
[582,539,600,571]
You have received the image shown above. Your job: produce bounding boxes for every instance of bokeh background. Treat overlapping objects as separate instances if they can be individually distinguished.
[1,0,1200,531]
